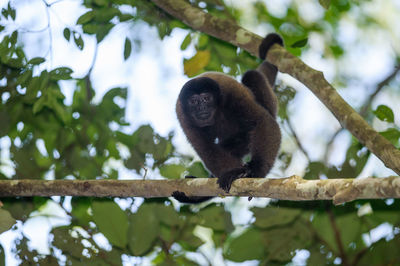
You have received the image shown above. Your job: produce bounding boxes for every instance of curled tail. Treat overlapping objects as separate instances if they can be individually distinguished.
[259,33,284,60]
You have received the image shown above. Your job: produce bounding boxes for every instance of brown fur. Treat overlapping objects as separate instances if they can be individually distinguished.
[176,68,280,177]
[173,33,283,203]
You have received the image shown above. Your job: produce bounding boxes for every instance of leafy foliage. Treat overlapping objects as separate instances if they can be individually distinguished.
[0,0,400,265]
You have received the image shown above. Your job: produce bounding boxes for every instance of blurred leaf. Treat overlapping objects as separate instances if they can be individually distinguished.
[0,209,16,234]
[71,198,92,226]
[74,33,84,50]
[380,128,400,146]
[0,244,4,266]
[128,203,160,256]
[187,161,209,177]
[159,164,185,179]
[2,199,35,222]
[358,234,400,265]
[49,67,73,80]
[304,161,326,180]
[263,220,312,262]
[224,228,264,262]
[291,38,308,48]
[77,11,95,25]
[311,212,337,253]
[63,28,71,41]
[124,37,132,60]
[52,227,84,258]
[180,33,192,50]
[28,57,45,65]
[252,207,301,229]
[195,205,234,232]
[373,105,394,123]
[184,50,211,77]
[92,200,128,248]
[319,0,331,9]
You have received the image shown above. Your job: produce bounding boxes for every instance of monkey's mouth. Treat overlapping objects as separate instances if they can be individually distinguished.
[196,112,211,120]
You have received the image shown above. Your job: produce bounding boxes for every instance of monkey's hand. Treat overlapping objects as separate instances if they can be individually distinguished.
[217,167,250,192]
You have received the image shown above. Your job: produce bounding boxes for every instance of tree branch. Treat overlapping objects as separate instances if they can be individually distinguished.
[150,0,400,175]
[1,176,399,205]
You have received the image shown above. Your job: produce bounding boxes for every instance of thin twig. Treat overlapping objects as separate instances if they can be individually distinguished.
[286,116,311,161]
[327,207,349,266]
[360,65,400,116]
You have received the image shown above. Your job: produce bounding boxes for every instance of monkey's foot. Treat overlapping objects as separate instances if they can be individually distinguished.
[184,175,197,179]
[172,191,189,201]
[172,191,213,204]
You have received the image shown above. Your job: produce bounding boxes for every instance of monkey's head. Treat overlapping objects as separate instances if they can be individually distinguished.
[180,77,221,127]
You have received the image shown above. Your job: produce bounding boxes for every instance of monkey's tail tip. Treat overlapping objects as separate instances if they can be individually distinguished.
[259,33,284,60]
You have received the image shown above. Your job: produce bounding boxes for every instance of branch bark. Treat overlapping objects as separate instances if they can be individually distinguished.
[1,176,400,205]
[150,0,400,175]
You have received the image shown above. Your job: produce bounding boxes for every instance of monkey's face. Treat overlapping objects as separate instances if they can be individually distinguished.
[187,92,217,127]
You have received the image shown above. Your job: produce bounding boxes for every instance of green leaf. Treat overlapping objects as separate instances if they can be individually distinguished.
[33,96,46,114]
[311,212,337,253]
[263,220,312,261]
[184,50,210,77]
[124,37,132,60]
[0,209,16,234]
[291,38,308,48]
[28,57,45,65]
[77,11,95,25]
[96,23,114,43]
[224,228,264,262]
[357,234,400,265]
[8,2,16,20]
[71,198,92,226]
[49,67,73,80]
[252,207,301,229]
[92,200,129,248]
[63,28,71,41]
[187,162,208,177]
[74,33,84,50]
[380,128,400,146]
[159,164,185,179]
[128,204,160,256]
[152,138,172,161]
[82,23,98,34]
[94,0,109,6]
[195,205,234,232]
[373,105,394,123]
[319,0,331,9]
[180,33,192,50]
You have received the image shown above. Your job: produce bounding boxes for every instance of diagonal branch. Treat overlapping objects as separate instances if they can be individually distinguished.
[1,176,400,205]
[150,0,400,175]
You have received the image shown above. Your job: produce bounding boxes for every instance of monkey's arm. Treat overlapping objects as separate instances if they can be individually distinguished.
[181,124,243,176]
[171,130,241,203]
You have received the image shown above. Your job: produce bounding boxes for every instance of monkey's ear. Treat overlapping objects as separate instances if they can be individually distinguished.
[259,33,284,60]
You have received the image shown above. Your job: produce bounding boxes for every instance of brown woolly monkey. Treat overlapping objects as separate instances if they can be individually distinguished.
[172,33,283,203]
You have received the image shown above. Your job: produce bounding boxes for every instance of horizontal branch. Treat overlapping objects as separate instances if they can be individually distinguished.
[1,176,400,205]
[150,0,400,175]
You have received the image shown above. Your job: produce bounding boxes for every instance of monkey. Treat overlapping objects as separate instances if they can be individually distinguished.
[172,33,283,204]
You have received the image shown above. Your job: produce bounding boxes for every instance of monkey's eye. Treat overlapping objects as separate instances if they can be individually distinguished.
[188,96,200,106]
[200,93,213,103]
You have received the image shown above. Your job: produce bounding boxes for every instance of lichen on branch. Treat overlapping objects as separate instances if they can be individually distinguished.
[1,176,400,205]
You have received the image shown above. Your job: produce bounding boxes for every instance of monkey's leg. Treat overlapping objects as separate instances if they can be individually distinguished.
[242,70,278,117]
